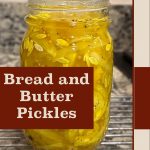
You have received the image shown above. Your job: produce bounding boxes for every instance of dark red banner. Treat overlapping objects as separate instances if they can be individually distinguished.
[0,67,93,129]
[134,67,150,129]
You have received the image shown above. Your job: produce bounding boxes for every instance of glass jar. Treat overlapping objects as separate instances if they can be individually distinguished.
[21,0,113,149]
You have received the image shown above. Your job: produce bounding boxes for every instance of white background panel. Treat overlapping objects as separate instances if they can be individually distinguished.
[134,0,150,67]
[134,130,150,150]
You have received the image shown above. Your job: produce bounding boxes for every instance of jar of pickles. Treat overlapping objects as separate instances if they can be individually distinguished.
[21,0,113,149]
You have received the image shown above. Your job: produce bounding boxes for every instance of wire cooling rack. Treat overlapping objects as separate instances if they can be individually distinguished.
[0,96,132,150]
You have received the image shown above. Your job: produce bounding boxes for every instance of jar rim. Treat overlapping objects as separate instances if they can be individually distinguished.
[28,0,110,12]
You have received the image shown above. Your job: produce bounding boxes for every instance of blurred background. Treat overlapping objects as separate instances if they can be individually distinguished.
[0,0,132,149]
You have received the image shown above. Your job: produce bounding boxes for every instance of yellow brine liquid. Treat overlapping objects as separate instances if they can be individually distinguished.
[21,5,113,150]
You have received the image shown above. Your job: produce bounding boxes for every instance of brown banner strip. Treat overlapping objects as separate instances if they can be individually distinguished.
[134,67,150,129]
